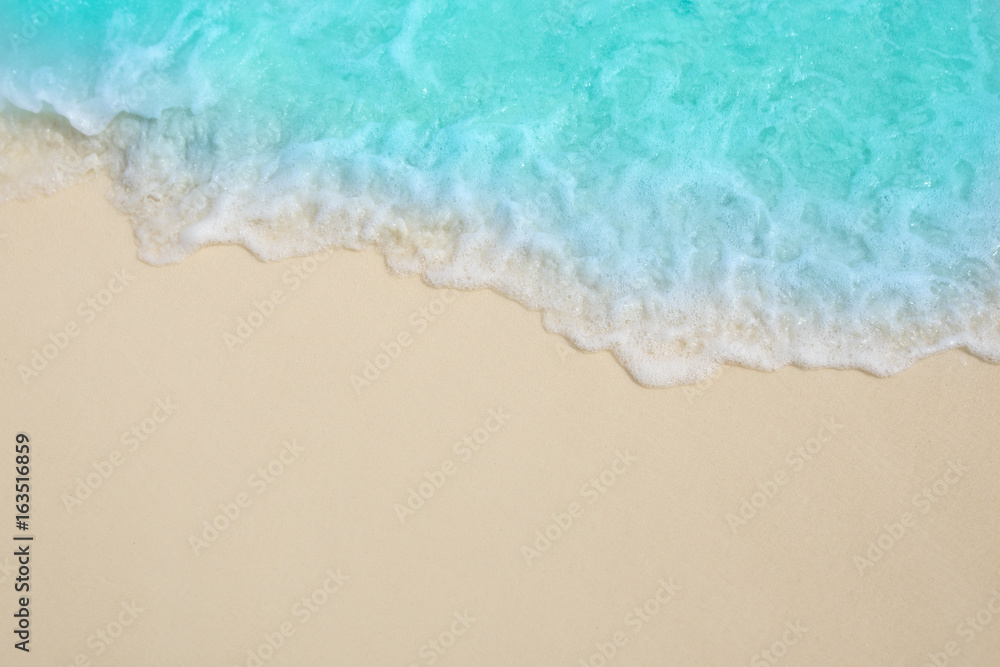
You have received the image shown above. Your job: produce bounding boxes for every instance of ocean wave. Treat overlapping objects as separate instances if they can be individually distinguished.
[2,0,1000,385]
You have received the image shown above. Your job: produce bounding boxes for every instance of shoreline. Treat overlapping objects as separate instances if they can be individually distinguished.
[5,105,1000,388]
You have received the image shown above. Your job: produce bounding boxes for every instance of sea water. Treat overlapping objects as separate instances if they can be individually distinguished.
[2,0,999,385]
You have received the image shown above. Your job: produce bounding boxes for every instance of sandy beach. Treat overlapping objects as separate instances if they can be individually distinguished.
[1,177,999,665]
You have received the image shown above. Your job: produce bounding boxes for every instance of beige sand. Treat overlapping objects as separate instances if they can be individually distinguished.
[1,177,999,666]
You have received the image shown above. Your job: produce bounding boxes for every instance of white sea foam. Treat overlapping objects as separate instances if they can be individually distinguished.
[2,106,999,386]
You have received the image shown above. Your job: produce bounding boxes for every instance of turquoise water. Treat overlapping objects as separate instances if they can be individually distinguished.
[2,1,1000,384]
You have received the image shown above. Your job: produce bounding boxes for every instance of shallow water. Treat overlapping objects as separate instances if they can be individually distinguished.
[3,0,1000,384]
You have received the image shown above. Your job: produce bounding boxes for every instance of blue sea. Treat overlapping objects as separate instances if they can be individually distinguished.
[2,1,1000,385]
